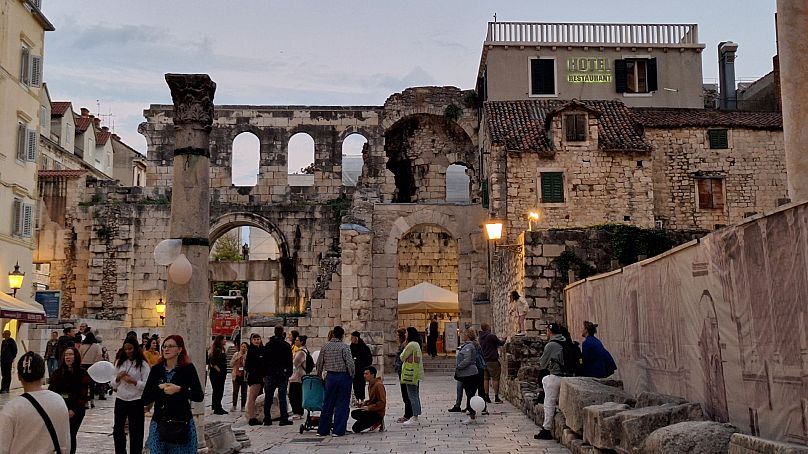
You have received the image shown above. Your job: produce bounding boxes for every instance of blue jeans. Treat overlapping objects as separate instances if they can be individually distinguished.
[405,383,421,416]
[264,376,290,422]
[317,372,352,436]
[47,358,58,378]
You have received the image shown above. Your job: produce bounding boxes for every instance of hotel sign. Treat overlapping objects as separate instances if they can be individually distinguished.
[567,58,612,83]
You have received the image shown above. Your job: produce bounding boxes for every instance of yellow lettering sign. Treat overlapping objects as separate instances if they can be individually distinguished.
[567,58,613,83]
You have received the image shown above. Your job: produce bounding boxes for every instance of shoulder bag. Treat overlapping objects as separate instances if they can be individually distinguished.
[22,393,62,454]
[400,345,420,385]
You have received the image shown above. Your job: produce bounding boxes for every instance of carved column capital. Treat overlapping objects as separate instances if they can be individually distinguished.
[165,73,216,128]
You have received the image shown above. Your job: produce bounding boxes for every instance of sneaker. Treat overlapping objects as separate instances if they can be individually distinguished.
[248,418,261,426]
[534,429,553,440]
[291,414,302,420]
[368,422,381,432]
[396,416,409,423]
[263,420,272,426]
[481,409,489,415]
[402,417,419,426]
[279,419,293,426]
[461,417,476,425]
[448,406,462,412]
[213,409,229,415]
[494,396,503,404]
[331,433,344,437]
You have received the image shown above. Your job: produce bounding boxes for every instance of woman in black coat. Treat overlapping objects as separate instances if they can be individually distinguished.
[350,331,373,401]
[206,335,228,415]
[142,335,204,452]
[49,346,91,454]
[243,333,265,426]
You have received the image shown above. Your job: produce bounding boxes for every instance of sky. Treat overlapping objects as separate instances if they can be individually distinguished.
[41,1,778,176]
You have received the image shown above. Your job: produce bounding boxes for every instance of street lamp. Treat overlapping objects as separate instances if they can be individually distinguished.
[155,297,166,325]
[484,220,503,241]
[8,262,24,298]
[528,211,541,231]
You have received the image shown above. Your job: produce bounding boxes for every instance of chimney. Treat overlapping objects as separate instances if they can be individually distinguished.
[80,107,90,117]
[92,117,100,128]
[102,126,109,132]
[718,41,739,110]
[112,133,121,141]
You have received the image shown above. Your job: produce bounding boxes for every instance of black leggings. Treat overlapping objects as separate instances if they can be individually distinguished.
[113,398,144,454]
[460,376,478,416]
[232,375,247,408]
[210,369,226,411]
[69,407,86,454]
[400,383,413,418]
[289,381,303,415]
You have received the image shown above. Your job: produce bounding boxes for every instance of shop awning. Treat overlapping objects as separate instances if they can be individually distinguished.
[0,292,46,323]
[397,282,460,314]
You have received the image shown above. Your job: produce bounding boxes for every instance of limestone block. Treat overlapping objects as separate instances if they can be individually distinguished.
[606,403,705,453]
[203,421,241,454]
[559,377,634,434]
[635,391,688,408]
[583,402,631,448]
[253,393,282,422]
[728,433,808,454]
[642,421,739,454]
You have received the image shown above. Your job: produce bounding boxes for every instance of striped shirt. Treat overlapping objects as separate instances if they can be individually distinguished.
[316,339,355,377]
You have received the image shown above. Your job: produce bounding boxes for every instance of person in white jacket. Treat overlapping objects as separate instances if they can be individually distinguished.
[111,338,151,454]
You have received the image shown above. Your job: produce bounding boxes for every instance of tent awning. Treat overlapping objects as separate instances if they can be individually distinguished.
[0,292,46,323]
[397,282,459,314]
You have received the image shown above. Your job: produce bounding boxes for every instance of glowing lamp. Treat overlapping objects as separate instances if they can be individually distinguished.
[8,262,24,298]
[484,221,503,241]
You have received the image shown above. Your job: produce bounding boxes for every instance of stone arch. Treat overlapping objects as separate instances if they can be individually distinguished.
[384,209,461,255]
[286,130,315,184]
[209,212,289,258]
[382,107,477,144]
[231,131,261,186]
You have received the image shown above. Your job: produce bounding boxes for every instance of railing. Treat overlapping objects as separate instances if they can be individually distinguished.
[485,22,700,46]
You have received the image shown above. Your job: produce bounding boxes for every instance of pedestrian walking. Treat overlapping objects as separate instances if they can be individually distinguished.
[244,333,265,426]
[315,326,355,437]
[207,335,228,415]
[112,338,150,454]
[455,328,480,424]
[45,330,59,378]
[48,346,91,454]
[78,332,103,407]
[0,330,18,393]
[534,323,567,440]
[392,328,413,422]
[479,323,506,403]
[472,331,488,415]
[349,331,372,401]
[426,315,439,358]
[0,352,71,453]
[56,327,77,364]
[263,325,293,426]
[230,342,248,412]
[142,335,204,452]
[351,366,386,433]
[580,321,617,378]
[288,335,309,420]
[144,339,162,367]
[399,326,424,426]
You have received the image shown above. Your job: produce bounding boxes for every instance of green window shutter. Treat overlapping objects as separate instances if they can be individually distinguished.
[614,59,628,93]
[708,129,729,149]
[541,172,564,203]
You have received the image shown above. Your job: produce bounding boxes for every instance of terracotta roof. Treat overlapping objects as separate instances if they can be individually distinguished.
[485,99,652,153]
[631,108,783,130]
[38,169,85,178]
[75,117,92,133]
[51,102,72,117]
[96,131,111,145]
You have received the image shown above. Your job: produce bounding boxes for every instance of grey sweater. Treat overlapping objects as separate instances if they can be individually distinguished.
[455,341,478,377]
[539,334,566,376]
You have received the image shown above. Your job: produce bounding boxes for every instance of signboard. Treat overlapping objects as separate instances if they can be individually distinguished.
[566,57,613,83]
[35,291,61,320]
[212,295,243,338]
[444,322,458,352]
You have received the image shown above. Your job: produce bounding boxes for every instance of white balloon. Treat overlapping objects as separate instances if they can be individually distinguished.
[87,361,117,384]
[470,395,486,412]
[154,239,182,266]
[311,350,320,364]
[168,254,193,284]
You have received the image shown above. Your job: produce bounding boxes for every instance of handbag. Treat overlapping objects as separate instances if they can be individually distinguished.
[157,419,189,444]
[400,348,420,385]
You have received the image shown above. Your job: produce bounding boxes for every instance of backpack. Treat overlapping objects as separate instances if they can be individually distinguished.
[550,339,583,377]
[474,344,486,373]
[303,349,315,374]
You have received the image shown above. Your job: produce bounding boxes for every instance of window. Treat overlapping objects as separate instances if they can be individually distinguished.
[540,172,564,203]
[564,114,587,142]
[707,129,729,149]
[19,45,42,87]
[697,178,724,210]
[16,123,37,162]
[530,58,556,96]
[615,58,657,94]
[12,198,34,238]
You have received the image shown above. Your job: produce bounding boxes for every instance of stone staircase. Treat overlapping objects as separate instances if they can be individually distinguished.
[422,355,456,374]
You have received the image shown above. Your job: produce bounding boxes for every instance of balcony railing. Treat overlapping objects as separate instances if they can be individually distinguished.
[485,22,701,47]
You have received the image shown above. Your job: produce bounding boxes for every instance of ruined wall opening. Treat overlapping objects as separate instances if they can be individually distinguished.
[342,133,367,187]
[446,163,471,203]
[288,132,315,187]
[231,132,260,186]
[397,224,460,350]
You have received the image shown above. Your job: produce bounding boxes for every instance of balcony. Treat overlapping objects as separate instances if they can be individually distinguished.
[485,22,703,48]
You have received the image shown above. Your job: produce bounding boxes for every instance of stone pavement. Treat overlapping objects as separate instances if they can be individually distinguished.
[0,372,569,454]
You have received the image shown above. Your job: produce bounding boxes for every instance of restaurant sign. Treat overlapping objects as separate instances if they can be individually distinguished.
[567,58,613,83]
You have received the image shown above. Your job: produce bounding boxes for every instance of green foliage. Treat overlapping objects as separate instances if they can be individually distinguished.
[553,250,597,281]
[78,194,103,207]
[142,195,170,205]
[444,104,462,121]
[212,280,247,297]
[212,232,243,262]
[462,90,481,109]
[591,223,676,265]
[276,310,308,318]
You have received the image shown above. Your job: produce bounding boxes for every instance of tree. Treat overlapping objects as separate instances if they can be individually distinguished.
[212,232,242,261]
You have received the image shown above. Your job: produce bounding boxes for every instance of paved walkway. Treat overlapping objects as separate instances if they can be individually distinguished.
[0,372,569,454]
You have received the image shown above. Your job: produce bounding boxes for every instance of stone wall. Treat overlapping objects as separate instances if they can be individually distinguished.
[397,224,459,292]
[648,127,788,230]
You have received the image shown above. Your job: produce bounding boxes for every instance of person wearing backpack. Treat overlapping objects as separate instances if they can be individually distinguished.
[534,323,568,441]
[289,335,312,420]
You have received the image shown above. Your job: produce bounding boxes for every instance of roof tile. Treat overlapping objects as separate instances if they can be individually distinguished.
[631,107,782,130]
[51,101,72,117]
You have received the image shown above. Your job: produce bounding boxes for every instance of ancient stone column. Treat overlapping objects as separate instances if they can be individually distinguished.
[777,0,808,201]
[165,73,216,443]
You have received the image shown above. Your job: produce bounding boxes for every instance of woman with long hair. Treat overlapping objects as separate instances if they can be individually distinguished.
[112,338,150,453]
[144,338,162,367]
[142,335,204,452]
[48,346,91,454]
[207,335,228,415]
[288,335,309,420]
[399,326,424,426]
[244,333,265,425]
[229,342,248,412]
[455,328,481,424]
[393,328,413,423]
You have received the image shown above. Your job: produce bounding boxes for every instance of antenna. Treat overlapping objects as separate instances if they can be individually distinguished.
[493,13,497,22]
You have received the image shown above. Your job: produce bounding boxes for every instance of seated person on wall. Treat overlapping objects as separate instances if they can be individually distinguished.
[351,366,386,433]
[580,321,617,379]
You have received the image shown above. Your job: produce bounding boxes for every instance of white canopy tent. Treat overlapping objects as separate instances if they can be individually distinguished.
[397,282,459,314]
[0,291,46,323]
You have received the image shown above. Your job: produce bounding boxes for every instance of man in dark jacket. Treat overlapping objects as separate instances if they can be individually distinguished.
[0,330,18,392]
[478,323,507,403]
[263,325,293,426]
[350,331,373,401]
[426,315,439,358]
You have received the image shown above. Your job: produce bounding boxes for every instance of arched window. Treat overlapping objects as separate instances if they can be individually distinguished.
[342,133,367,187]
[288,132,314,187]
[232,132,260,186]
[446,164,471,203]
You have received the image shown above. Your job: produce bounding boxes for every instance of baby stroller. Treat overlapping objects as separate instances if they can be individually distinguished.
[299,375,325,434]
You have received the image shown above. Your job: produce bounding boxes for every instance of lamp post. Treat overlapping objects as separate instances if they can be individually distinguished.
[155,297,166,326]
[527,211,541,231]
[8,262,24,298]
